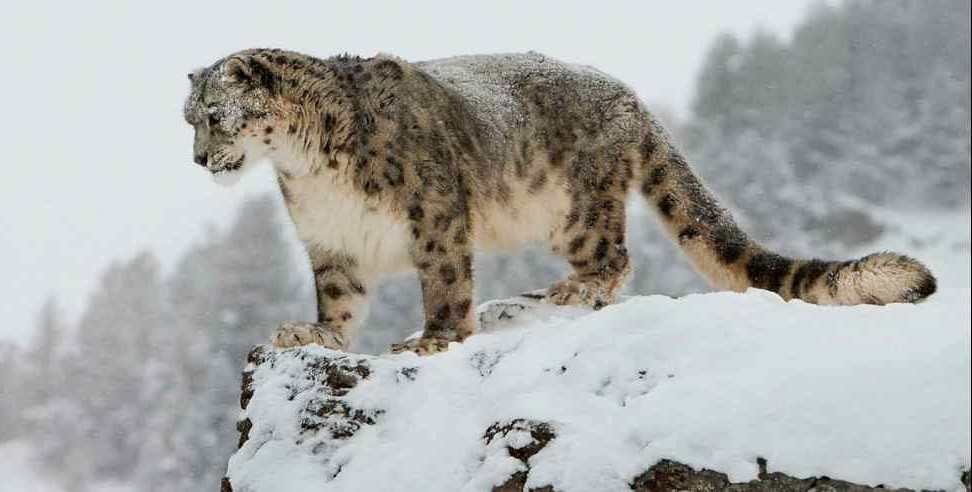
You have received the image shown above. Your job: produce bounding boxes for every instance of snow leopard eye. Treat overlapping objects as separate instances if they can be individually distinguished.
[208,113,220,127]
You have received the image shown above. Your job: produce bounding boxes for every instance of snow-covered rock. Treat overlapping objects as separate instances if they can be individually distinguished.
[223,289,971,492]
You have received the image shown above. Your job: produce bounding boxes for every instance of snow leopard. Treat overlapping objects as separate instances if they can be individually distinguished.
[183,49,937,355]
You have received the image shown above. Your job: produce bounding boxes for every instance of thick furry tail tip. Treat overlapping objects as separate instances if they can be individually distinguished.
[835,252,937,305]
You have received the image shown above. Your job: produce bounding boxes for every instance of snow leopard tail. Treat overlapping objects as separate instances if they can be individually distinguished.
[636,117,936,305]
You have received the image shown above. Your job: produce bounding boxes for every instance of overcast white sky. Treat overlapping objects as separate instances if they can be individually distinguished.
[0,0,817,345]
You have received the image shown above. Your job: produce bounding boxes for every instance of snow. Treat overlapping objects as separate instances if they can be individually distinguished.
[0,441,63,492]
[0,441,137,492]
[227,286,971,491]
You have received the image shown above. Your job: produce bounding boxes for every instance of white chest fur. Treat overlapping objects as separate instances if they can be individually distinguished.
[280,172,414,279]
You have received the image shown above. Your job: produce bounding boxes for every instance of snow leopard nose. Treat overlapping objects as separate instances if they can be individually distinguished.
[194,152,208,167]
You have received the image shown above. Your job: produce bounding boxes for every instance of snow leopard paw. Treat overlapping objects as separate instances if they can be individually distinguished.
[389,336,453,356]
[272,321,346,350]
[544,279,609,310]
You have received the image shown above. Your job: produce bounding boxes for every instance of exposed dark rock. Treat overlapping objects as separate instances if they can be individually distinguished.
[299,398,383,440]
[235,418,252,449]
[630,459,925,492]
[484,419,557,492]
[239,344,269,410]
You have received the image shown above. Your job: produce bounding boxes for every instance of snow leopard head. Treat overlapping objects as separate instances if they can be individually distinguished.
[184,54,280,185]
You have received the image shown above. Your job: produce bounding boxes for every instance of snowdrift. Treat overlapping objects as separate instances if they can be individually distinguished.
[223,289,971,492]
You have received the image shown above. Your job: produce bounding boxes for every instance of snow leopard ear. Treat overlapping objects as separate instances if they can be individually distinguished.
[224,57,252,83]
[224,56,278,93]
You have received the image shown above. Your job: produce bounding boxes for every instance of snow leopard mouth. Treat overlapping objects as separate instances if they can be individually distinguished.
[210,154,245,174]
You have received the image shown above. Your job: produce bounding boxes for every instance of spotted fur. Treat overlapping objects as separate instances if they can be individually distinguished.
[184,49,937,355]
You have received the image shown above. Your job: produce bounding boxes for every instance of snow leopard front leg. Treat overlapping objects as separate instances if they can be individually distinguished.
[273,252,368,350]
[390,198,475,355]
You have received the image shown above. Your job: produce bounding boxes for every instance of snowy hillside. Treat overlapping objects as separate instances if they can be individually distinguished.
[224,288,971,492]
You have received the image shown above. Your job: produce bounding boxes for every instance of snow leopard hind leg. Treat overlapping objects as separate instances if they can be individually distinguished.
[545,150,634,310]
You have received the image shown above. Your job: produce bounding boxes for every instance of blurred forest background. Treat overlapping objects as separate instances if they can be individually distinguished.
[1,1,969,490]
